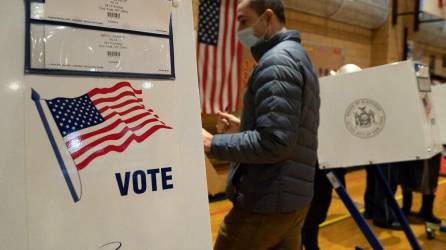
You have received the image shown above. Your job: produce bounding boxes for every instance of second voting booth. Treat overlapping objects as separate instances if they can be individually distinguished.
[319,61,442,169]
[317,61,443,250]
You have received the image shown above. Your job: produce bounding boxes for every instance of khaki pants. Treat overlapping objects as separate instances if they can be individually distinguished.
[214,206,309,250]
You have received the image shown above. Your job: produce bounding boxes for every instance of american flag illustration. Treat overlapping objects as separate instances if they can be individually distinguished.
[38,82,172,171]
[197,0,242,114]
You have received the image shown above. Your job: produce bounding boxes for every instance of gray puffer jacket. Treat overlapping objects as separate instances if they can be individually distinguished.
[210,30,320,213]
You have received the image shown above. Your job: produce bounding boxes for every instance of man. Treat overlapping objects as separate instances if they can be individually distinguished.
[400,154,442,223]
[364,163,402,229]
[202,0,320,249]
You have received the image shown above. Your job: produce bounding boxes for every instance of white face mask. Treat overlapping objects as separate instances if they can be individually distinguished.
[237,14,268,48]
[238,26,263,48]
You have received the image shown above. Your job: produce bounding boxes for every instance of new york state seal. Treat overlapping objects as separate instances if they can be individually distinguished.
[345,98,386,139]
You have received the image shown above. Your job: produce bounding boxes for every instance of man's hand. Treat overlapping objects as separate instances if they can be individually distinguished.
[202,128,213,153]
[216,111,240,134]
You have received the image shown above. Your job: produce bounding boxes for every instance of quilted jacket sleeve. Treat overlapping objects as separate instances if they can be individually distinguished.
[210,52,304,164]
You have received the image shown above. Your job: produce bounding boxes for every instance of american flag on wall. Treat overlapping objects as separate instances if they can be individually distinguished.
[197,0,243,114]
[34,82,172,171]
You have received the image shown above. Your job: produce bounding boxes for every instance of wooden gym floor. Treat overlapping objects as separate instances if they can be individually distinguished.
[209,169,446,249]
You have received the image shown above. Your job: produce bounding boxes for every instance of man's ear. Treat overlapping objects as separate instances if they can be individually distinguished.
[264,9,274,22]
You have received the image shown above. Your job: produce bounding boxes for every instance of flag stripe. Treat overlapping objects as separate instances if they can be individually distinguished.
[99,102,143,115]
[98,98,144,113]
[227,0,237,111]
[102,107,150,121]
[72,120,168,163]
[205,48,214,113]
[201,46,210,112]
[235,44,242,110]
[66,119,123,147]
[99,102,146,115]
[118,112,153,125]
[75,124,171,170]
[70,118,163,159]
[88,82,142,98]
[66,109,158,148]
[209,45,218,113]
[63,106,153,143]
[109,105,147,117]
[65,113,163,155]
[65,107,155,147]
[91,90,141,106]
[225,0,236,111]
[218,0,230,112]
[90,88,142,105]
[100,100,145,115]
[197,44,206,112]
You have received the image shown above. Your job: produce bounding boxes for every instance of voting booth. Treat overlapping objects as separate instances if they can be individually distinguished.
[0,0,212,249]
[432,84,446,145]
[318,61,442,169]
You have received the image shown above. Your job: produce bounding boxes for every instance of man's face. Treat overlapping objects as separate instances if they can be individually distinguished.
[237,0,266,37]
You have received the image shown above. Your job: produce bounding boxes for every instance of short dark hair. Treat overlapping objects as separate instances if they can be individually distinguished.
[248,0,286,24]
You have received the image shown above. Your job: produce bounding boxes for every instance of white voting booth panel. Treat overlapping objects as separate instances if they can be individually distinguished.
[422,0,446,18]
[432,84,446,144]
[318,61,442,169]
[0,1,212,250]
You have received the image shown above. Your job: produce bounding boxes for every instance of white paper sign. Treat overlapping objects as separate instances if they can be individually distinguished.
[31,24,172,75]
[31,0,172,35]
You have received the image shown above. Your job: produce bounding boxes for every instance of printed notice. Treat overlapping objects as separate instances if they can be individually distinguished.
[31,0,172,35]
[38,25,171,75]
